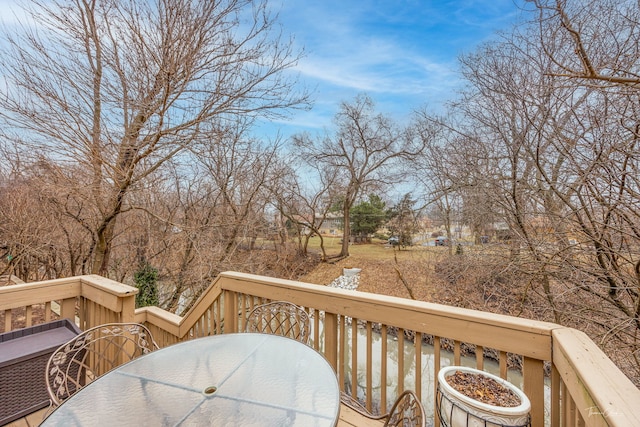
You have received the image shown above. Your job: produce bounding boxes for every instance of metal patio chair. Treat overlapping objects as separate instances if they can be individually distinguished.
[45,322,159,408]
[340,390,426,427]
[245,301,311,344]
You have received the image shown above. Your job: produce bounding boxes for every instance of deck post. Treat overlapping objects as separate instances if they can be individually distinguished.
[60,298,76,323]
[324,312,338,372]
[224,291,239,333]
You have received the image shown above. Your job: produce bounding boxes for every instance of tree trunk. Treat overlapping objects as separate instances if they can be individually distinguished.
[92,216,116,275]
[340,203,351,257]
[91,163,131,275]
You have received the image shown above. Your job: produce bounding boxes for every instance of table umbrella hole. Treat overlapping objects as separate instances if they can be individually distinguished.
[203,386,217,396]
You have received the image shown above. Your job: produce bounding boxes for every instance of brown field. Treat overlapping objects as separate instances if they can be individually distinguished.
[297,236,534,318]
[298,236,458,303]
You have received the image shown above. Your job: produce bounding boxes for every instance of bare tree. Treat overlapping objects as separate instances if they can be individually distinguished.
[0,176,62,280]
[419,0,640,382]
[268,159,341,260]
[190,130,284,262]
[531,0,640,87]
[0,160,99,279]
[386,193,419,249]
[0,0,308,275]
[528,0,640,379]
[292,94,427,258]
[410,115,463,254]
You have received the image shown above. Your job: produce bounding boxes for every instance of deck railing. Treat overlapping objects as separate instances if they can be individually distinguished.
[1,272,639,426]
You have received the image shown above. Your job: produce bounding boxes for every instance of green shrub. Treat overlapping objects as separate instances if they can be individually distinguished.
[134,262,159,308]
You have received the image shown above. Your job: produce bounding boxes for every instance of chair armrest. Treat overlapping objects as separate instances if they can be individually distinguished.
[340,392,388,420]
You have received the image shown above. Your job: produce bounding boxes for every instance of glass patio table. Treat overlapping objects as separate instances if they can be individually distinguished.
[41,333,340,426]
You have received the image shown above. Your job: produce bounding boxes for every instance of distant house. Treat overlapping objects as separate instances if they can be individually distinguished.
[285,214,313,235]
[492,222,512,241]
[315,213,343,235]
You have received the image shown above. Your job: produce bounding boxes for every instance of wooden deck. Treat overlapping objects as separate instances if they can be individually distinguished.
[10,405,382,427]
[5,408,48,427]
[337,404,385,426]
[3,273,640,427]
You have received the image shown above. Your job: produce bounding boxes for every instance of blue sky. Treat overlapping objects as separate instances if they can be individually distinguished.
[0,0,528,140]
[264,0,529,140]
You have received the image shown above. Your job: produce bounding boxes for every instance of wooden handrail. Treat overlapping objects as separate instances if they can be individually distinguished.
[211,271,559,359]
[1,272,638,427]
[0,277,83,311]
[553,327,640,426]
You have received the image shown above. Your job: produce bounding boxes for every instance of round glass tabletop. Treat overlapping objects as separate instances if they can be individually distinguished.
[42,333,340,426]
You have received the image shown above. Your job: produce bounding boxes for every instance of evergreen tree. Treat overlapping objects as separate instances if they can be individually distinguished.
[350,194,387,240]
[134,262,159,308]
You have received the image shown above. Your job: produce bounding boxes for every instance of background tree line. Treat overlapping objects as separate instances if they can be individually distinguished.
[420,0,640,383]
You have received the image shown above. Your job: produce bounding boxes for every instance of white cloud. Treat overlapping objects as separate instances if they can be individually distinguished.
[0,1,37,27]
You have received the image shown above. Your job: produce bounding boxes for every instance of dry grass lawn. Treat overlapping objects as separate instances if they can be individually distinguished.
[298,236,454,302]
[296,236,526,316]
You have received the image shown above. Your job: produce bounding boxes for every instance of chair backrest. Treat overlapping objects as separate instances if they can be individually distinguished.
[245,301,311,344]
[384,390,426,427]
[45,322,158,406]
